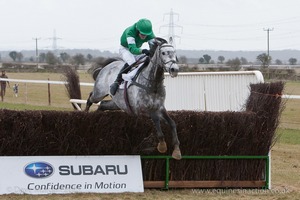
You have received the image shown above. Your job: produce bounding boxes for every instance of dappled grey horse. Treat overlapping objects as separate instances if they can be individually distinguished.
[85,38,182,160]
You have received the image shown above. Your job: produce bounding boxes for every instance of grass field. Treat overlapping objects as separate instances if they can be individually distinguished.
[0,72,299,199]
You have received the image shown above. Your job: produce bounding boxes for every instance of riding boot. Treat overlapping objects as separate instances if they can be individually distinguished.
[110,63,131,95]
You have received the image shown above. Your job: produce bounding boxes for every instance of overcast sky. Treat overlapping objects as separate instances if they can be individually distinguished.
[1,0,300,52]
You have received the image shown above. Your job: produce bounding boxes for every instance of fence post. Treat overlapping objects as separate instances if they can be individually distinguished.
[48,78,51,105]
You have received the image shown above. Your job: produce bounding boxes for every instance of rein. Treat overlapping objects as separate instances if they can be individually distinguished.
[130,48,165,94]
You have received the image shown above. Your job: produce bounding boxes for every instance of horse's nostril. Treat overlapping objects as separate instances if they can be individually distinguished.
[170,67,179,73]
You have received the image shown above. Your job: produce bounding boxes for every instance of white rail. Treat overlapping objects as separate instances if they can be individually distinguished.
[69,99,100,111]
[1,74,300,112]
[0,78,93,86]
[282,94,300,99]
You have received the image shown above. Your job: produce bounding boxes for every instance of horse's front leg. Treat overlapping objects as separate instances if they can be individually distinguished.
[161,108,182,160]
[150,113,167,153]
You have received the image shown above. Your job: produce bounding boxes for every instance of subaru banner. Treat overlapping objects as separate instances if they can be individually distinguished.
[0,156,144,194]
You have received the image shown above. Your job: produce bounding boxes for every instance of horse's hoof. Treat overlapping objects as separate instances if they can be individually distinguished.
[172,148,182,160]
[157,141,167,153]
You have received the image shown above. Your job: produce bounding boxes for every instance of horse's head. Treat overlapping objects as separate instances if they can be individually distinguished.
[158,43,179,78]
[151,37,179,78]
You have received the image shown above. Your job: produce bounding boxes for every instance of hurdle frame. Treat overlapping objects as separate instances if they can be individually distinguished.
[141,155,270,189]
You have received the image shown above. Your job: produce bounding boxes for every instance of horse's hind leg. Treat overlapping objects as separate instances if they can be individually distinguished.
[85,91,109,112]
[150,113,167,153]
[161,109,182,160]
[84,92,93,112]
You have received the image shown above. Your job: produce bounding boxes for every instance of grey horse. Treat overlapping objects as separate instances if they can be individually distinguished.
[85,38,182,160]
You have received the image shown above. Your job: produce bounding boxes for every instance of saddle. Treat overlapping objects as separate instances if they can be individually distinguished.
[119,57,149,90]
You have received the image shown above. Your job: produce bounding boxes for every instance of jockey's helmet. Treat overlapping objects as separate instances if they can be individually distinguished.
[136,19,153,35]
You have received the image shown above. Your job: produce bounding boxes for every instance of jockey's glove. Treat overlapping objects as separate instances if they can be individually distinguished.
[142,49,150,56]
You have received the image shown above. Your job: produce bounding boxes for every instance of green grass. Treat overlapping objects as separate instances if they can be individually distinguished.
[0,102,72,111]
[284,81,300,95]
[276,128,300,145]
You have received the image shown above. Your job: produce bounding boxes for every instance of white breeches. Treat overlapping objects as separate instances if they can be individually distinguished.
[119,46,144,65]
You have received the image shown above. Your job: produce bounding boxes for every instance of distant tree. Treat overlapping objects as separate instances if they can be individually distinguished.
[46,51,58,65]
[29,57,34,62]
[199,57,205,64]
[240,57,248,65]
[178,56,188,64]
[72,54,85,65]
[203,54,211,64]
[226,57,241,71]
[218,56,225,64]
[275,59,282,65]
[87,54,93,61]
[39,53,46,63]
[288,57,297,65]
[16,52,23,62]
[9,51,17,61]
[60,52,70,63]
[256,53,271,68]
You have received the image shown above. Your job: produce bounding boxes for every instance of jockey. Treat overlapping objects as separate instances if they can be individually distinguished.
[110,18,156,95]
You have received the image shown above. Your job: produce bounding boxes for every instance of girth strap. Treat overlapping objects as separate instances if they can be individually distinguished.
[124,81,134,115]
[130,81,153,93]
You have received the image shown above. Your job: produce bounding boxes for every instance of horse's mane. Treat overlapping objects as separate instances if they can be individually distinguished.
[88,57,121,81]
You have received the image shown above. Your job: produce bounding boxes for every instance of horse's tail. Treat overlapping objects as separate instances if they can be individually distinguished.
[62,66,82,110]
[88,57,120,81]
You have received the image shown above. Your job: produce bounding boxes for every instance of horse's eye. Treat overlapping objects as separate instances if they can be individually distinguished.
[162,52,166,55]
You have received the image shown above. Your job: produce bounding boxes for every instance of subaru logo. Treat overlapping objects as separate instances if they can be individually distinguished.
[24,162,54,178]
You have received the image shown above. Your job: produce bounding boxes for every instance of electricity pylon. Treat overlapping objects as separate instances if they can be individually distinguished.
[159,9,183,48]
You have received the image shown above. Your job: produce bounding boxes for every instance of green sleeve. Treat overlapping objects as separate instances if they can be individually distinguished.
[128,43,142,55]
[120,23,156,55]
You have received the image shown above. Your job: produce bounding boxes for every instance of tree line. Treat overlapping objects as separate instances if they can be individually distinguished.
[3,51,93,65]
[2,51,299,68]
[178,53,298,67]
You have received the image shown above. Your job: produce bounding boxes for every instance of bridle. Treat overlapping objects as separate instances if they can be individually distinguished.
[129,43,176,93]
[158,44,177,74]
[147,43,177,77]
